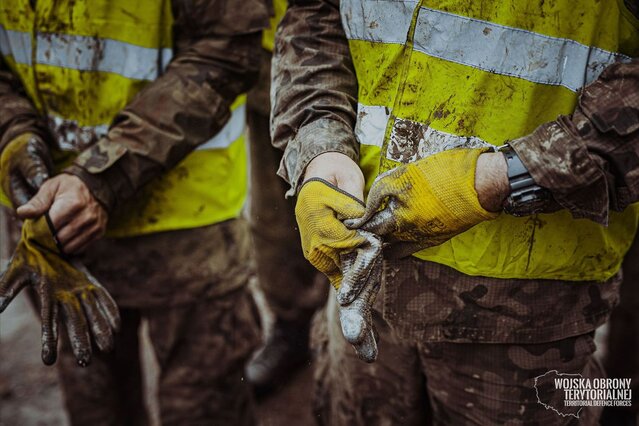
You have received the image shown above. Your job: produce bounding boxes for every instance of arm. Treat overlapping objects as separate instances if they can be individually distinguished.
[0,58,53,208]
[271,0,361,196]
[273,0,383,362]
[19,0,270,253]
[66,0,270,212]
[509,59,639,225]
[0,57,50,153]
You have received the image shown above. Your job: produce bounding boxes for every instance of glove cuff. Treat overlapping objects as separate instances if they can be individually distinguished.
[425,148,499,224]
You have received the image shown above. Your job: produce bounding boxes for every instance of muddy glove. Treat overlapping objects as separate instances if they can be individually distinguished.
[347,148,499,258]
[0,133,53,208]
[0,216,120,366]
[296,178,383,362]
[337,251,382,362]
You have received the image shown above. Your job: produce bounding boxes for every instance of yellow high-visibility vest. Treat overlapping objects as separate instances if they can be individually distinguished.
[343,0,639,281]
[0,0,248,237]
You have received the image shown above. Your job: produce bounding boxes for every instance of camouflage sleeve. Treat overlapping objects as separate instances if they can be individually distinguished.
[0,57,50,153]
[65,0,270,212]
[510,59,639,225]
[271,0,359,196]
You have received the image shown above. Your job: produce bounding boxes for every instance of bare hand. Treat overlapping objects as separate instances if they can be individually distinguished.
[304,152,365,200]
[16,174,108,254]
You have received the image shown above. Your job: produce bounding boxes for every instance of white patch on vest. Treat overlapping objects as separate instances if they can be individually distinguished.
[0,26,32,66]
[412,7,628,92]
[35,33,173,81]
[48,105,243,153]
[340,0,418,44]
[355,103,390,148]
[48,115,109,152]
[386,117,492,163]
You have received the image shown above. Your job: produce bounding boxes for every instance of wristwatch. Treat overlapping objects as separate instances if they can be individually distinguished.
[499,144,550,216]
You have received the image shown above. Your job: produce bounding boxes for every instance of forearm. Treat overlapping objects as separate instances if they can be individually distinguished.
[510,59,639,225]
[0,59,50,153]
[66,0,269,212]
[271,0,360,196]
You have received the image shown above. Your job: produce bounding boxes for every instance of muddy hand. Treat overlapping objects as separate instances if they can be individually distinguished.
[0,216,120,367]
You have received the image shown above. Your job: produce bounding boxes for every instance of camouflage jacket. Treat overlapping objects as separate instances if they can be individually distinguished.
[0,0,270,212]
[271,0,639,227]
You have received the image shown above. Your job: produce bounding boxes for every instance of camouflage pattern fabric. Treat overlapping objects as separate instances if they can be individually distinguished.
[312,294,432,425]
[57,285,261,426]
[310,255,619,425]
[381,256,620,344]
[510,59,639,225]
[313,272,607,425]
[604,231,639,416]
[272,1,639,222]
[77,219,251,308]
[54,219,261,425]
[419,334,603,425]
[0,0,270,213]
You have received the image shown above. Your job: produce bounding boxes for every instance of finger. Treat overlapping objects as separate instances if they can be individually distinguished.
[72,260,121,332]
[94,286,121,332]
[59,297,92,367]
[338,265,382,363]
[41,297,59,365]
[16,178,59,219]
[55,207,96,245]
[0,256,29,312]
[352,324,378,363]
[47,195,85,231]
[337,230,383,305]
[59,222,102,254]
[357,199,401,235]
[343,180,396,229]
[80,291,114,353]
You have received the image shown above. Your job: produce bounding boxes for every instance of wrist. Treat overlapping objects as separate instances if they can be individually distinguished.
[475,152,509,212]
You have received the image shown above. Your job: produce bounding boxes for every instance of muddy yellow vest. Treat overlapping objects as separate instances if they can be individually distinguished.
[263,0,287,51]
[0,0,247,237]
[342,0,639,281]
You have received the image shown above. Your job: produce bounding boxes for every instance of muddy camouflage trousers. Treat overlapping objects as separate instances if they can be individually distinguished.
[56,219,262,426]
[603,232,639,417]
[312,256,621,425]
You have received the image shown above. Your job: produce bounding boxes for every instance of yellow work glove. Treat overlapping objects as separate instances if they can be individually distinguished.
[296,178,383,362]
[0,133,53,208]
[0,216,120,366]
[347,148,499,258]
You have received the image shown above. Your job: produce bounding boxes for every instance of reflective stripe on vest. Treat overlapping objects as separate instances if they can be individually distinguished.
[342,0,639,281]
[46,103,245,152]
[0,0,248,237]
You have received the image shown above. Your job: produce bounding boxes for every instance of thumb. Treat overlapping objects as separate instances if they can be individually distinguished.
[344,179,393,230]
[16,179,58,219]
